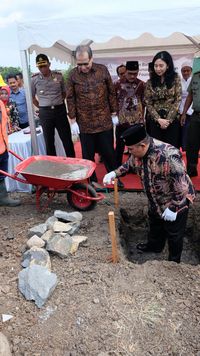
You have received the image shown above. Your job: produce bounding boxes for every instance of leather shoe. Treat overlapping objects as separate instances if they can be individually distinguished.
[117,178,124,189]
[136,242,161,253]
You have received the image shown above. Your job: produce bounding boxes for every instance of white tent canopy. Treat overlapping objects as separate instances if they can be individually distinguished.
[17,6,200,154]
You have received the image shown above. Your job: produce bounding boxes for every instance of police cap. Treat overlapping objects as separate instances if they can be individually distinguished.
[36,54,49,67]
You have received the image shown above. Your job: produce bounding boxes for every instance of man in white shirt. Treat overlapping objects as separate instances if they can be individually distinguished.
[179,61,193,151]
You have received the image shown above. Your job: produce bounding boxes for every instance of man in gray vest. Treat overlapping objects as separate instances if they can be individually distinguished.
[31,54,75,157]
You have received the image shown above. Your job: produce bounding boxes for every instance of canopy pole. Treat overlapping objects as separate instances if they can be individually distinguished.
[20,50,39,155]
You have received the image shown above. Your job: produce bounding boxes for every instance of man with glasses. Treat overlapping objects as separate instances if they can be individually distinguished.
[66,45,123,187]
[31,54,75,157]
[115,61,145,166]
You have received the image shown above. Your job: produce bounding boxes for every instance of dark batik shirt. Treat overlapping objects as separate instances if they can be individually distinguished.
[115,78,145,125]
[144,74,182,122]
[66,63,118,133]
[115,138,195,216]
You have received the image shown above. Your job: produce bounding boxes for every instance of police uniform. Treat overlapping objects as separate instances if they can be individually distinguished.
[31,54,75,157]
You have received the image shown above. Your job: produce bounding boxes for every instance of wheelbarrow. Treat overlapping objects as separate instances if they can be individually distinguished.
[0,150,104,211]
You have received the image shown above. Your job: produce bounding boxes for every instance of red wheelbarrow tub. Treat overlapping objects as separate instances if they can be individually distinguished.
[15,155,96,189]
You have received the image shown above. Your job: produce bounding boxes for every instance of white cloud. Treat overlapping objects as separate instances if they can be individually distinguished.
[0,12,23,28]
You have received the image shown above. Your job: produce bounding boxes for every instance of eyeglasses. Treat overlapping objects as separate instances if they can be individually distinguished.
[77,62,90,67]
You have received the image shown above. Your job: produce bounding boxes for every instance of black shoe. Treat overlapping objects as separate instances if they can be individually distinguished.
[117,178,124,189]
[136,242,162,253]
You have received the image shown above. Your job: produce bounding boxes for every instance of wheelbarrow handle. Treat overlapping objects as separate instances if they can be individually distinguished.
[8,149,24,161]
[0,169,28,184]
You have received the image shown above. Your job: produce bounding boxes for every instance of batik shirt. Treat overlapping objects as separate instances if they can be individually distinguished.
[6,100,20,134]
[144,75,182,123]
[115,78,145,125]
[66,63,117,133]
[115,138,195,216]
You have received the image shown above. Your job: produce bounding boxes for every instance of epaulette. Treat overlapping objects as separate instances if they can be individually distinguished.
[31,72,39,78]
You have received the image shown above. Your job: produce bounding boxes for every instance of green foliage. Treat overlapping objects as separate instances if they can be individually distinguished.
[0,66,22,81]
[62,65,73,83]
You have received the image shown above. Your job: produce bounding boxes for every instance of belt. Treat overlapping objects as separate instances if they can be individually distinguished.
[39,104,64,110]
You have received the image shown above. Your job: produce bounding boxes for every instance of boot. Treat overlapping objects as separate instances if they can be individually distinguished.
[0,180,21,207]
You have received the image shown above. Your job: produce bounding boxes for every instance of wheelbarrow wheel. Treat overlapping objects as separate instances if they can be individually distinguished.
[67,183,97,211]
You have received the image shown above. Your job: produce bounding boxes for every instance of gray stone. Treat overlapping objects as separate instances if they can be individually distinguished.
[67,221,81,235]
[22,247,51,271]
[54,210,83,222]
[18,265,57,308]
[45,216,58,230]
[0,332,12,356]
[27,235,45,249]
[28,223,47,238]
[41,229,53,242]
[46,234,73,258]
[53,221,72,233]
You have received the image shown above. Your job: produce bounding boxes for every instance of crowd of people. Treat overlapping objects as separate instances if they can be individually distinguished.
[0,45,199,262]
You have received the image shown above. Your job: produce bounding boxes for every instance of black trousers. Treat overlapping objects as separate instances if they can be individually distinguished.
[115,124,131,166]
[186,112,200,174]
[147,205,189,263]
[39,104,75,157]
[80,129,117,182]
[149,118,181,149]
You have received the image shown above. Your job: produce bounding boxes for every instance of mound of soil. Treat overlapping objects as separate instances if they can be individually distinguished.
[0,191,200,355]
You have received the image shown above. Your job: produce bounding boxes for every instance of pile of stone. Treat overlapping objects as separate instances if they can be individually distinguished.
[18,210,88,308]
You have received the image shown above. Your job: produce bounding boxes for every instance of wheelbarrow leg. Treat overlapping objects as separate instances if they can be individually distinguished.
[36,186,56,211]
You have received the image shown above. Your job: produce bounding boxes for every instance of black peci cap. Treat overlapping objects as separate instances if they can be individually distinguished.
[36,54,49,67]
[126,61,139,71]
[121,124,147,146]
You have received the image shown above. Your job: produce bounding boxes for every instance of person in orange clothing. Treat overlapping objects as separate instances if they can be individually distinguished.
[0,98,21,206]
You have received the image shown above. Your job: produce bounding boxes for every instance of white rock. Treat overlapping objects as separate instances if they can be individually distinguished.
[27,235,45,249]
[70,235,88,254]
[2,314,13,322]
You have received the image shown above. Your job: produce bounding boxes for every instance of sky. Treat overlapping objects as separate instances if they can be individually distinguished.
[1,0,200,70]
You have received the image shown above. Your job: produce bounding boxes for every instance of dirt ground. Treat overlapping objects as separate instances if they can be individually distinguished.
[1,189,200,356]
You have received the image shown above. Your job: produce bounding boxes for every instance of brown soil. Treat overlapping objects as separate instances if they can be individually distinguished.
[0,190,200,356]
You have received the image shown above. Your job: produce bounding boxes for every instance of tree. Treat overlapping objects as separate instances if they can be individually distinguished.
[62,65,73,83]
[0,66,22,81]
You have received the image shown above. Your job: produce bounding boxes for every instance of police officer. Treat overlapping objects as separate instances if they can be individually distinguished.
[31,54,75,157]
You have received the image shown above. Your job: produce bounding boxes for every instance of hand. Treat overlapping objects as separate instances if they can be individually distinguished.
[112,115,119,126]
[158,118,170,130]
[180,113,186,126]
[103,171,116,185]
[162,208,177,222]
[71,122,80,135]
[70,118,76,124]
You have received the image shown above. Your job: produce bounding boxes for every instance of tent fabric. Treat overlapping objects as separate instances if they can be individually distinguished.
[17,7,200,52]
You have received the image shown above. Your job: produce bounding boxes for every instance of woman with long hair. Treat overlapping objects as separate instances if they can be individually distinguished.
[144,51,182,148]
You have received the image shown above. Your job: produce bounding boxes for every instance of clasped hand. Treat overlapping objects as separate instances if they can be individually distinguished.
[162,207,177,222]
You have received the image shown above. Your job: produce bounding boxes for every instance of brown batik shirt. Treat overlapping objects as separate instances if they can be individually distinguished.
[115,138,195,216]
[115,78,145,125]
[144,75,182,122]
[66,63,118,133]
